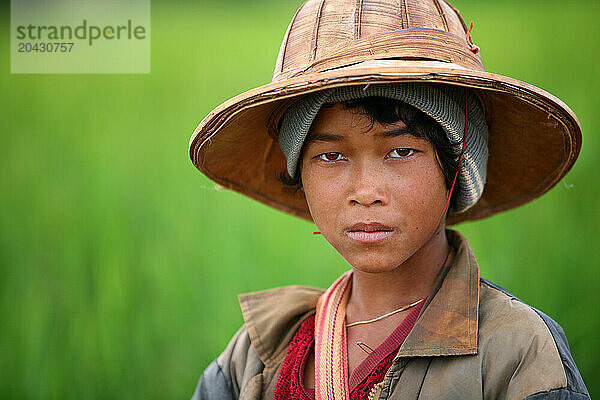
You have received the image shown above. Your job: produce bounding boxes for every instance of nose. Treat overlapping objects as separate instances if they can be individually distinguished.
[347,163,388,207]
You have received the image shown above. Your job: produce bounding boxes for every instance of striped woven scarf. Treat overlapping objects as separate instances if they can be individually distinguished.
[314,270,354,400]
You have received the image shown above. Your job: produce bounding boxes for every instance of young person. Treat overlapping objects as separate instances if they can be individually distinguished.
[188,0,589,398]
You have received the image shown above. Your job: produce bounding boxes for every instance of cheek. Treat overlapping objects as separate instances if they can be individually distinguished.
[301,165,343,227]
[389,164,448,217]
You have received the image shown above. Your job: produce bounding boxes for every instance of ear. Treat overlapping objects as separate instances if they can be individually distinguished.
[431,144,446,176]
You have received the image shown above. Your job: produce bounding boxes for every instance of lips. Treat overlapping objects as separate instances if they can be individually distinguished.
[345,222,395,243]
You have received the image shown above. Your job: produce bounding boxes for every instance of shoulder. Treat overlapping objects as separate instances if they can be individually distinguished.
[238,284,323,366]
[192,325,254,400]
[477,278,589,399]
[191,285,322,400]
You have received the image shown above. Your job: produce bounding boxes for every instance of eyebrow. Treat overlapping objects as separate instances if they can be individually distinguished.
[378,126,414,137]
[304,127,413,145]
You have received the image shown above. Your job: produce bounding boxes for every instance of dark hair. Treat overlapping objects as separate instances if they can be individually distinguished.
[277,97,462,208]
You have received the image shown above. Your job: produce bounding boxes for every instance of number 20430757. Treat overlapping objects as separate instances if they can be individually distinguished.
[17,42,74,52]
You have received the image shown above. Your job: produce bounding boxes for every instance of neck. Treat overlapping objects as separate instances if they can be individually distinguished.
[347,227,450,319]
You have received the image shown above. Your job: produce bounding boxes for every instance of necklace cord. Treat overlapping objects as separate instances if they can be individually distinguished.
[345,298,424,327]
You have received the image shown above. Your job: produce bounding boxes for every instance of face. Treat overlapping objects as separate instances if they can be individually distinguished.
[300,103,449,274]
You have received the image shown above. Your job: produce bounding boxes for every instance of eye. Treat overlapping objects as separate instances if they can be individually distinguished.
[317,152,346,162]
[388,148,415,158]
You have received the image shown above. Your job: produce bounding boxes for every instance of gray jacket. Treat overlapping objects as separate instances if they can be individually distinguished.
[192,231,589,399]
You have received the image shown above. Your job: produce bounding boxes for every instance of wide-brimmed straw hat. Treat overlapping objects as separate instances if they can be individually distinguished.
[189,0,581,225]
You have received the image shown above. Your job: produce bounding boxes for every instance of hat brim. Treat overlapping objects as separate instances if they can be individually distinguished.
[189,60,581,225]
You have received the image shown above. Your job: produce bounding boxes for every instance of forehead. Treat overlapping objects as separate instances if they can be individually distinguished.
[310,102,388,131]
[304,102,416,146]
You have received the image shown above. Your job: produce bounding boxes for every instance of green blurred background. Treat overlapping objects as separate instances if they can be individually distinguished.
[1,0,598,398]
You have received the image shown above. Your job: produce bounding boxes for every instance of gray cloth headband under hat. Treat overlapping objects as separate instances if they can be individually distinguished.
[277,82,489,213]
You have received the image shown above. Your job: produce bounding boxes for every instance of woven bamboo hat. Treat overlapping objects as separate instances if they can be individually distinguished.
[189,0,581,225]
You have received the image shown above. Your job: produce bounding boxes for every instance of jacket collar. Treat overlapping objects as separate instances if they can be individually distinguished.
[396,230,479,357]
[238,229,479,366]
[238,285,322,367]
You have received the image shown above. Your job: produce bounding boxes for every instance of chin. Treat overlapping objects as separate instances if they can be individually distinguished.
[340,250,405,274]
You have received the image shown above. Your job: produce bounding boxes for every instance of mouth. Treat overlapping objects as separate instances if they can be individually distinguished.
[345,222,395,244]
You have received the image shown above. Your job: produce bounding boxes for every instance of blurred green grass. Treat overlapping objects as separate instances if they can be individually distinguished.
[0,0,598,398]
